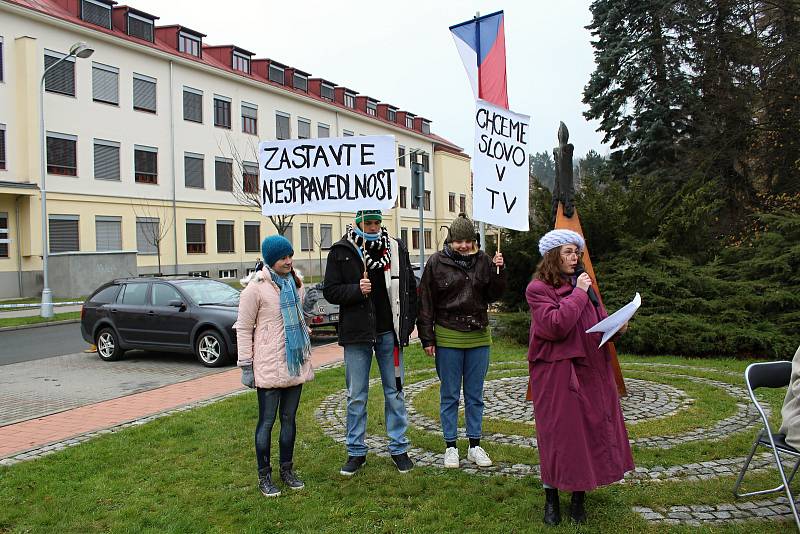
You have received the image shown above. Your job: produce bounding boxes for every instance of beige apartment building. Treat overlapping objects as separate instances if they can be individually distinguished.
[0,0,472,298]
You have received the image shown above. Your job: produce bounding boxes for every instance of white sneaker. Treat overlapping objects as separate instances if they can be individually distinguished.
[444,447,459,468]
[467,446,493,467]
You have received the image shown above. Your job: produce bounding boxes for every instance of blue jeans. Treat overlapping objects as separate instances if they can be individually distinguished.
[255,384,302,475]
[344,331,409,456]
[435,345,491,442]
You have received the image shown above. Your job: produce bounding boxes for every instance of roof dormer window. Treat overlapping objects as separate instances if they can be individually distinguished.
[179,32,201,57]
[405,114,415,128]
[344,92,356,108]
[321,83,334,101]
[367,100,377,116]
[293,73,308,92]
[268,64,284,84]
[233,51,251,73]
[387,108,397,122]
[421,120,431,134]
[127,12,154,42]
[81,0,112,29]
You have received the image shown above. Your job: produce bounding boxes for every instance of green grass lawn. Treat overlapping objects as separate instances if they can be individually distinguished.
[0,340,794,533]
[0,311,81,328]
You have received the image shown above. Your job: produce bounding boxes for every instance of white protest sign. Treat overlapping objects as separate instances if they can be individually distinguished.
[473,99,530,231]
[258,135,396,216]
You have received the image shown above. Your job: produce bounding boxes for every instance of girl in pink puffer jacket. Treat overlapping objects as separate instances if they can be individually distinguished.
[235,235,314,497]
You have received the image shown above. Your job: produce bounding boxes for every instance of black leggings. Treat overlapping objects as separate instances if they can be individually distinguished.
[255,384,303,475]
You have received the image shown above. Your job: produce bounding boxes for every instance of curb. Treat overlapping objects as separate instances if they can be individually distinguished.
[0,319,81,333]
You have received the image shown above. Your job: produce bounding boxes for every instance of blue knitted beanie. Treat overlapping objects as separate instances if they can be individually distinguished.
[261,235,294,268]
[538,229,585,256]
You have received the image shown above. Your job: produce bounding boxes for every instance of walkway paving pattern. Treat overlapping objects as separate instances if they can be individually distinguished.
[1,352,794,528]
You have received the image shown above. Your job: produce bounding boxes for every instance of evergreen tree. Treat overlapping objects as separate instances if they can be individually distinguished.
[529,151,555,191]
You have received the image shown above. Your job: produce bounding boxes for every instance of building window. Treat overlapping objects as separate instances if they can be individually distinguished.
[218,269,238,279]
[186,220,206,253]
[424,229,432,249]
[184,152,204,188]
[127,13,154,42]
[410,151,419,166]
[233,51,250,73]
[244,222,260,253]
[298,118,311,139]
[93,139,120,181]
[134,145,158,184]
[0,125,6,170]
[136,217,159,255]
[387,108,397,122]
[400,228,408,247]
[81,0,112,29]
[424,190,431,211]
[422,152,430,172]
[460,194,466,214]
[46,133,77,176]
[188,270,209,278]
[49,215,79,253]
[276,112,290,140]
[214,96,231,129]
[0,212,7,258]
[300,223,313,251]
[398,146,406,167]
[411,228,419,249]
[178,32,201,57]
[268,64,284,84]
[320,224,333,249]
[216,221,235,253]
[183,87,203,123]
[318,123,330,138]
[293,73,308,92]
[44,50,75,96]
[215,157,233,191]
[243,161,259,194]
[342,130,354,137]
[320,83,335,101]
[242,103,258,135]
[283,224,293,247]
[366,100,377,116]
[406,115,415,128]
[399,186,407,209]
[422,120,431,134]
[449,193,456,212]
[132,73,157,113]
[95,216,122,251]
[344,92,356,108]
[92,62,119,105]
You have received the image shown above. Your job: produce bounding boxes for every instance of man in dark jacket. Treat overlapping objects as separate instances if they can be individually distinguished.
[323,210,417,476]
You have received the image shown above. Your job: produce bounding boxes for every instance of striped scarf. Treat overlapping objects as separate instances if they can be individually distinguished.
[347,223,392,270]
[268,268,311,376]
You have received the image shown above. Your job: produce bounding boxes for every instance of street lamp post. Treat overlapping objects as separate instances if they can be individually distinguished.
[39,42,93,317]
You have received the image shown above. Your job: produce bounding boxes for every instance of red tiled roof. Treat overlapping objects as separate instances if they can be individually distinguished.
[4,0,463,151]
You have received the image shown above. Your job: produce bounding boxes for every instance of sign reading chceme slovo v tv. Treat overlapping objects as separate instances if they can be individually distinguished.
[258,135,397,216]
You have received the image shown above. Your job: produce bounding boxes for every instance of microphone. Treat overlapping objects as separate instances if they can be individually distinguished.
[574,264,600,307]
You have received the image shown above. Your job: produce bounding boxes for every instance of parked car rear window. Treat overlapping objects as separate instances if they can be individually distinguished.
[89,285,120,304]
[120,283,148,305]
[175,280,239,305]
[152,283,182,306]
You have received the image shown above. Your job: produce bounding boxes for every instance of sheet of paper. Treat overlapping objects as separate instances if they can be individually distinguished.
[585,293,641,348]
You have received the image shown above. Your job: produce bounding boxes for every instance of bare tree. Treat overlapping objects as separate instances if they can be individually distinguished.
[131,199,174,275]
[219,135,294,236]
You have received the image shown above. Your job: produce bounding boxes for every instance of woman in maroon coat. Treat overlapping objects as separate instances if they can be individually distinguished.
[526,229,634,526]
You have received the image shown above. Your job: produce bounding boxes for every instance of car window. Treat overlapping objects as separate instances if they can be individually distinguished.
[152,284,182,307]
[120,283,149,305]
[175,280,240,305]
[89,285,120,304]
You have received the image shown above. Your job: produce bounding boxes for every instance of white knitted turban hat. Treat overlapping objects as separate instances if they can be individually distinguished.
[538,229,585,256]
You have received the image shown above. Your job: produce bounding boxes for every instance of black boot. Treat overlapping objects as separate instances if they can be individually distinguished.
[543,488,561,526]
[258,467,281,497]
[280,462,305,490]
[569,491,587,523]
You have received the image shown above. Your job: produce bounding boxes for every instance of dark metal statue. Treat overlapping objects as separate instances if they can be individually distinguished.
[552,121,575,221]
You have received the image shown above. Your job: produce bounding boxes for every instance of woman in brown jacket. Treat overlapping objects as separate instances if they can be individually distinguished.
[417,213,505,469]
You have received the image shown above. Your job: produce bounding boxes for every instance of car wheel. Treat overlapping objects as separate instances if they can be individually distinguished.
[195,330,228,367]
[96,327,124,362]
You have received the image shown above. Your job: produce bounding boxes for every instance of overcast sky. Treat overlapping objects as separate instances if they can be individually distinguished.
[133,0,607,158]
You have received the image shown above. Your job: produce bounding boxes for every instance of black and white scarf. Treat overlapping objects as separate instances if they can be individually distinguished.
[346,223,392,271]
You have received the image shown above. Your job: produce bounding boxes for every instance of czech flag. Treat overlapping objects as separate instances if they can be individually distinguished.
[450,10,509,109]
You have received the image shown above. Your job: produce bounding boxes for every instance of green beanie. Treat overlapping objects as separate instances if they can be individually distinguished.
[448,213,476,242]
[355,210,382,224]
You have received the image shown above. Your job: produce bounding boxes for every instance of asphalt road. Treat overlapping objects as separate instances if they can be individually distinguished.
[0,323,88,365]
